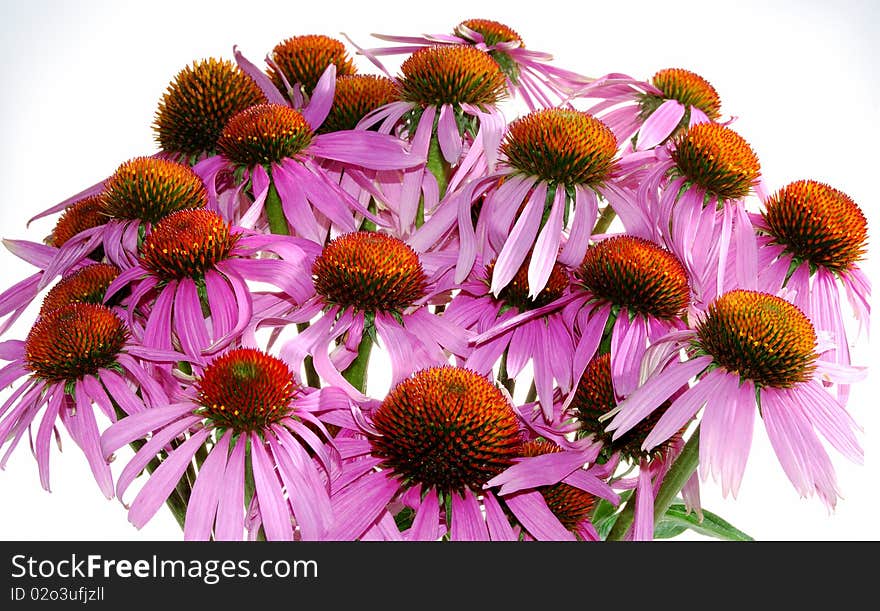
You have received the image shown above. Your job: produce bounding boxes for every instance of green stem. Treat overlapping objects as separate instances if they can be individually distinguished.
[359,197,378,233]
[342,332,374,394]
[524,381,537,404]
[605,426,700,541]
[592,203,617,235]
[264,180,289,236]
[652,426,700,524]
[426,134,451,201]
[296,322,321,388]
[497,350,515,397]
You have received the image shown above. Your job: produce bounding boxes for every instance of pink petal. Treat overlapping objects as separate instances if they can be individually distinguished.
[184,431,232,541]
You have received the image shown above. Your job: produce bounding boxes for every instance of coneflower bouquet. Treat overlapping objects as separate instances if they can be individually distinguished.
[0,12,871,543]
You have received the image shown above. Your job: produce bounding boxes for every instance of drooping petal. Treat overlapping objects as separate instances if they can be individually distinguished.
[184,431,232,541]
[636,99,686,150]
[128,428,210,529]
[406,487,440,542]
[449,488,489,541]
[527,185,565,298]
[504,490,575,541]
[606,356,712,438]
[302,64,336,129]
[490,182,548,296]
[215,434,247,541]
[249,433,294,541]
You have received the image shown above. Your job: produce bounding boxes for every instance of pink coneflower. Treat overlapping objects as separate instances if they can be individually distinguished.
[101,347,343,540]
[238,34,357,108]
[355,18,592,110]
[45,157,210,270]
[0,160,210,333]
[753,180,870,402]
[444,257,576,419]
[485,437,619,541]
[412,107,618,297]
[475,235,691,412]
[637,122,764,306]
[605,290,863,509]
[278,231,467,399]
[317,75,399,135]
[0,196,109,334]
[193,101,418,242]
[330,366,616,541]
[103,209,316,359]
[576,67,724,151]
[356,44,509,235]
[153,57,267,164]
[0,302,175,498]
[327,366,522,540]
[570,353,699,540]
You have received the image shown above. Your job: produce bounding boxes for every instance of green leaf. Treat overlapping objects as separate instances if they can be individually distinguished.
[653,520,689,539]
[592,490,633,541]
[660,504,754,541]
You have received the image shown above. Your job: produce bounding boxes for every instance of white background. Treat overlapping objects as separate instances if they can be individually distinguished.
[0,0,876,541]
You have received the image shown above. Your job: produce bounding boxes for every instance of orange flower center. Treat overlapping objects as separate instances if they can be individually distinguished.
[318,75,399,133]
[140,209,238,280]
[398,45,507,107]
[216,103,314,167]
[269,34,356,95]
[502,109,617,186]
[40,264,120,316]
[101,157,208,223]
[454,19,522,46]
[488,258,569,310]
[153,58,267,157]
[25,303,127,381]
[671,123,760,200]
[371,367,522,494]
[649,68,721,121]
[49,195,107,247]
[197,348,299,433]
[761,180,868,273]
[312,232,427,313]
[696,290,817,388]
[579,236,690,320]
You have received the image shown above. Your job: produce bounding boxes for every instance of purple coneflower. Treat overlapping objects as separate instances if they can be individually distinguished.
[328,366,522,540]
[570,353,699,540]
[753,180,870,402]
[0,302,174,498]
[278,231,467,399]
[242,34,357,108]
[576,67,724,151]
[605,290,863,509]
[153,57,267,164]
[1,159,206,330]
[55,157,210,270]
[194,100,418,242]
[412,107,619,297]
[637,122,764,305]
[101,347,342,540]
[0,197,109,334]
[356,44,509,235]
[356,18,592,110]
[475,235,691,413]
[444,257,575,419]
[103,209,316,359]
[485,437,620,541]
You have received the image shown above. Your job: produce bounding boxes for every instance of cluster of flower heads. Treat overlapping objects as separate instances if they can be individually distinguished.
[0,18,869,541]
